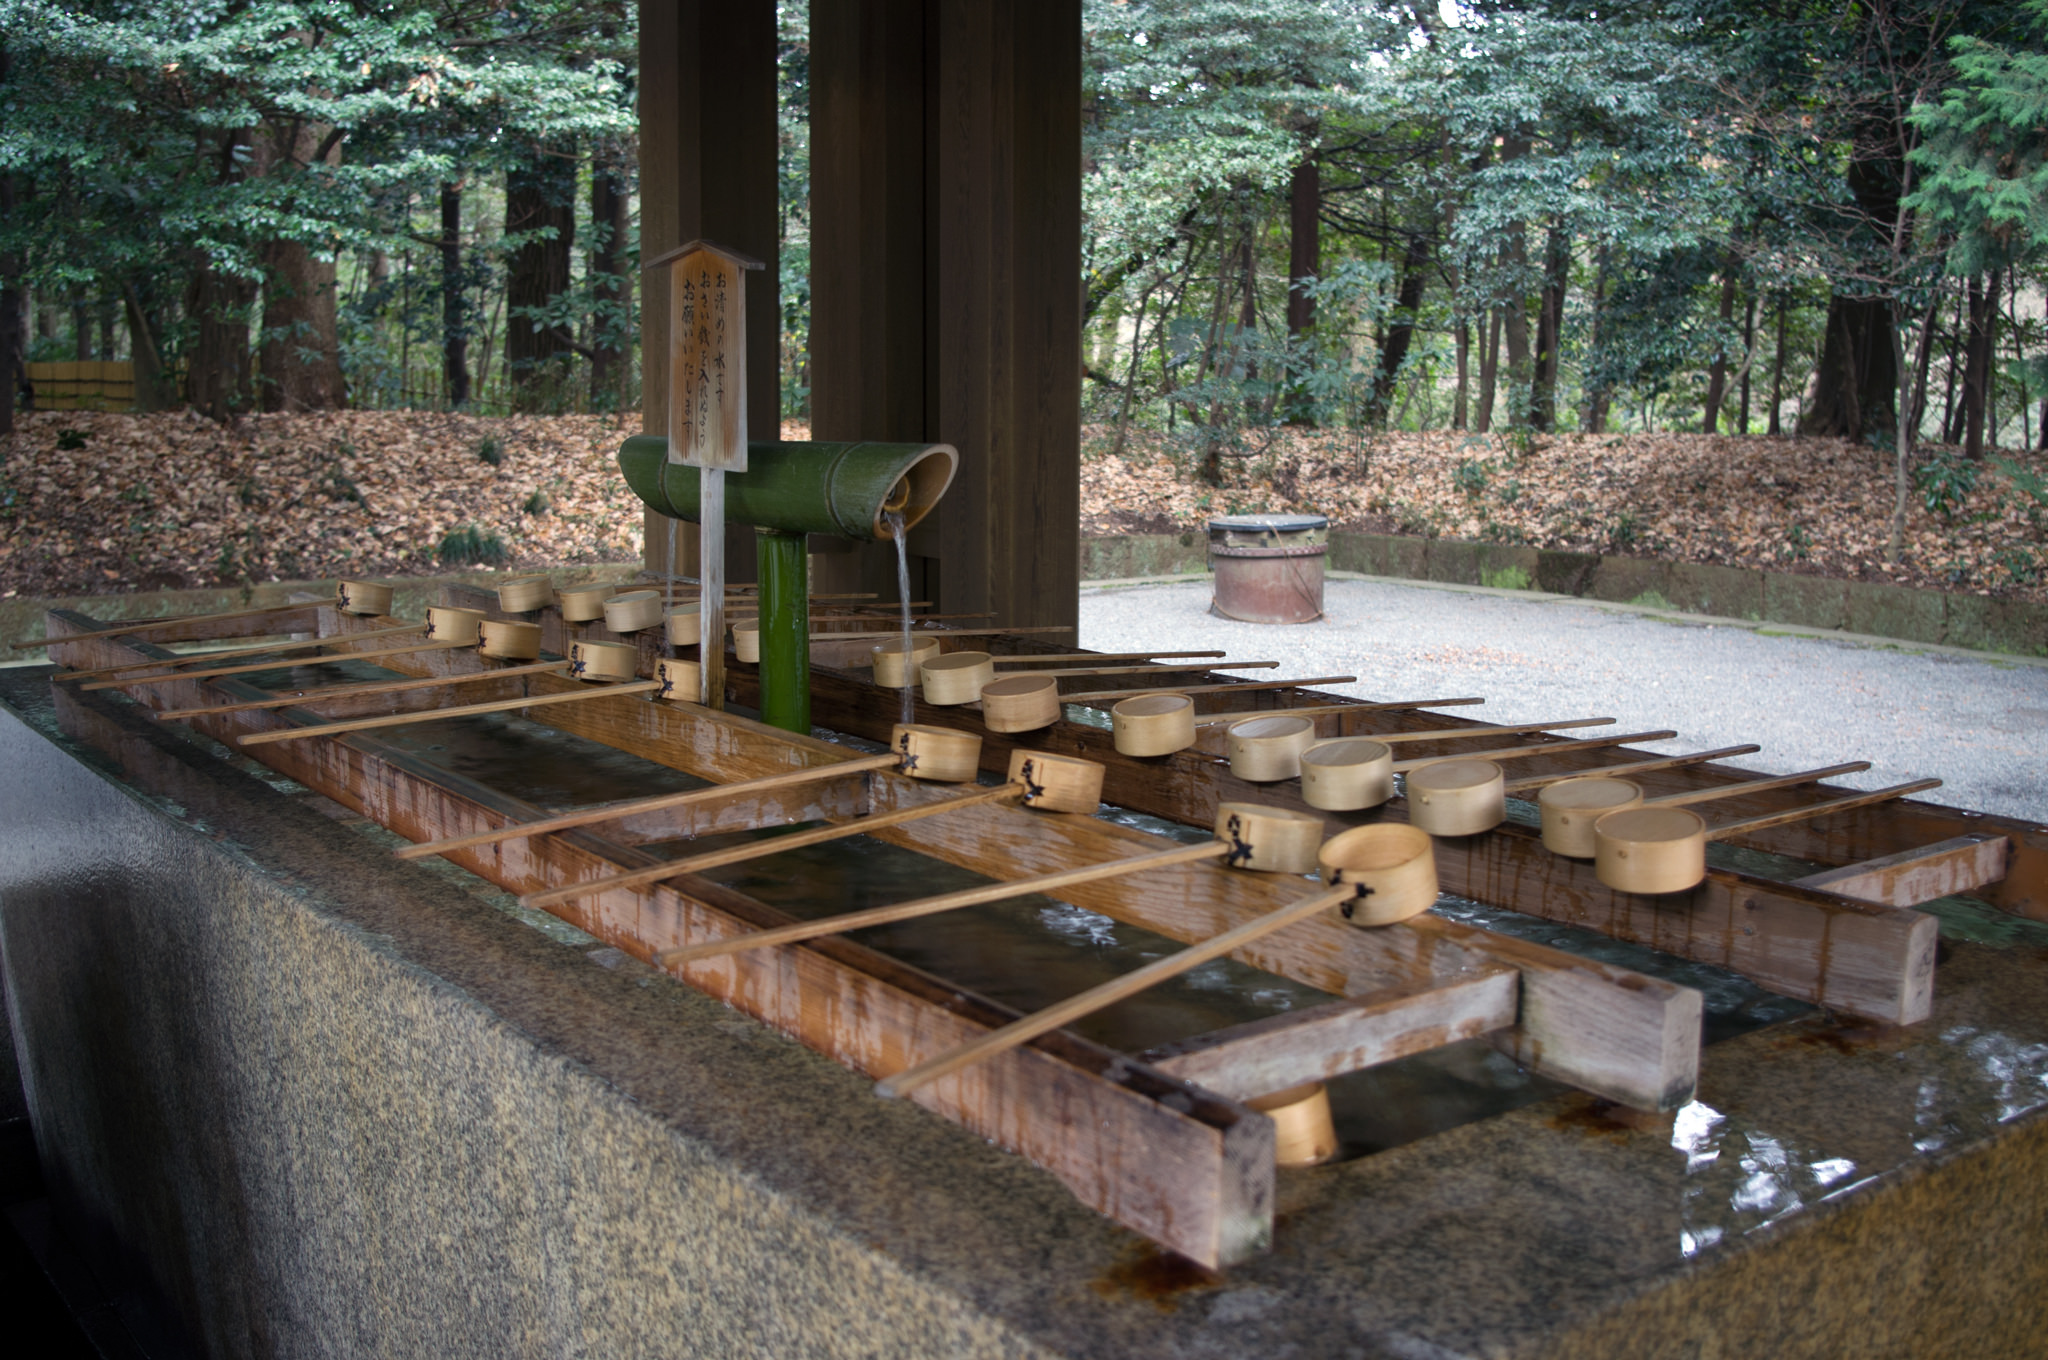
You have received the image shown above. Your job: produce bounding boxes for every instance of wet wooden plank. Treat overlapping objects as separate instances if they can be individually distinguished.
[1794,835,2010,908]
[306,604,1702,1109]
[43,612,1274,1269]
[1140,970,1520,1101]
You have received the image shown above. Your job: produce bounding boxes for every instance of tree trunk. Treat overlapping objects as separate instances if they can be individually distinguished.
[184,263,256,422]
[589,159,629,409]
[1366,232,1429,429]
[1530,224,1568,431]
[1959,269,1999,460]
[1703,252,1739,433]
[1798,296,1895,441]
[1475,309,1502,433]
[1286,154,1319,337]
[253,120,346,411]
[506,150,577,410]
[256,239,346,411]
[1582,248,1611,433]
[1453,317,1469,431]
[121,280,167,412]
[1767,295,1787,436]
[1738,289,1756,434]
[440,183,470,408]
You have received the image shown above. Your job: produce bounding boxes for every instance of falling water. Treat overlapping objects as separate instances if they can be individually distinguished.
[884,510,913,726]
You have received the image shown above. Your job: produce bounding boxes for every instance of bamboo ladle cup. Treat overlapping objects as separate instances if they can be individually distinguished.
[153,660,571,720]
[1397,729,1681,835]
[875,880,1366,1100]
[79,637,467,691]
[237,679,662,745]
[55,621,424,682]
[1593,778,1943,894]
[394,752,905,861]
[1539,760,1871,859]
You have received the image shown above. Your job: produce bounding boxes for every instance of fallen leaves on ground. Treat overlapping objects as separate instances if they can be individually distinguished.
[0,411,2042,605]
[1077,424,2048,603]
[0,409,646,597]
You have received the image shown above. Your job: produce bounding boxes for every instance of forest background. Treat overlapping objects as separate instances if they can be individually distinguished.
[1,0,2046,602]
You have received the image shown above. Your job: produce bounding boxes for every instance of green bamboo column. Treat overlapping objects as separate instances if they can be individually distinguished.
[755,528,810,733]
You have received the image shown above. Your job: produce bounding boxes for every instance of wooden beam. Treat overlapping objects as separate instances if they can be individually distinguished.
[1794,835,2010,907]
[45,612,1275,1269]
[1141,970,1520,1101]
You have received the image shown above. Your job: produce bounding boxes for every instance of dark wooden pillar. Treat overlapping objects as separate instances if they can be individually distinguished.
[809,0,1081,631]
[638,0,780,586]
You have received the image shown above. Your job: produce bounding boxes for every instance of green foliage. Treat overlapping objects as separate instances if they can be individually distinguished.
[437,524,510,567]
[1905,1,2048,276]
[1914,449,1983,519]
[522,487,551,516]
[476,436,504,467]
[0,0,636,415]
[1453,459,1489,497]
[1481,564,1533,590]
[54,429,88,450]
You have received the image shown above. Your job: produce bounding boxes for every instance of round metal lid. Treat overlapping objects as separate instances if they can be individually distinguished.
[1207,513,1329,533]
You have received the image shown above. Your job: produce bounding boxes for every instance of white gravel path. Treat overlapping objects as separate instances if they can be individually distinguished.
[1078,575,2048,825]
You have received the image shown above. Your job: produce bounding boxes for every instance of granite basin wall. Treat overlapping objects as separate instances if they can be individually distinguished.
[0,695,1065,1360]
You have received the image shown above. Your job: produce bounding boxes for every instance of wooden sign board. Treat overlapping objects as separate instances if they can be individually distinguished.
[651,239,765,471]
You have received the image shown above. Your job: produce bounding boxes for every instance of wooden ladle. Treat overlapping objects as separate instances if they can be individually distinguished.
[1538,760,1871,859]
[1593,778,1943,895]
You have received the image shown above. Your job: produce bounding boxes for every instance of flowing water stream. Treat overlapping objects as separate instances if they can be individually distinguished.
[883,509,913,727]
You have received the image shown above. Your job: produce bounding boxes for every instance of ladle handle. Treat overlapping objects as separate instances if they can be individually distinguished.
[875,882,1361,1100]
[1193,696,1485,728]
[1644,761,1872,809]
[80,637,461,691]
[1063,675,1358,703]
[1392,729,1678,773]
[1705,779,1944,841]
[156,660,570,721]
[57,621,422,681]
[17,599,319,650]
[1502,744,1762,793]
[654,840,1232,966]
[520,781,1027,910]
[395,752,905,861]
[237,678,662,744]
[1374,716,1613,744]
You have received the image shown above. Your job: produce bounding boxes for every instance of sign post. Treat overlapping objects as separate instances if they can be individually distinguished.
[646,239,765,708]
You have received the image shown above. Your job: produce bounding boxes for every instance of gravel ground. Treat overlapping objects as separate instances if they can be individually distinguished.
[1078,576,2048,824]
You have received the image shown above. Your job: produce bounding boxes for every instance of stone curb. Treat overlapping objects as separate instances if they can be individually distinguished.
[1,564,632,658]
[1079,531,2048,663]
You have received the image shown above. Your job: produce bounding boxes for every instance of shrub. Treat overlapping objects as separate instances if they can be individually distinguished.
[1913,450,1980,520]
[437,524,511,566]
[476,435,504,466]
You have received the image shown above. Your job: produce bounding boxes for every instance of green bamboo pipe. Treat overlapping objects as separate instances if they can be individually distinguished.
[617,436,958,539]
[756,528,810,733]
[619,436,959,733]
